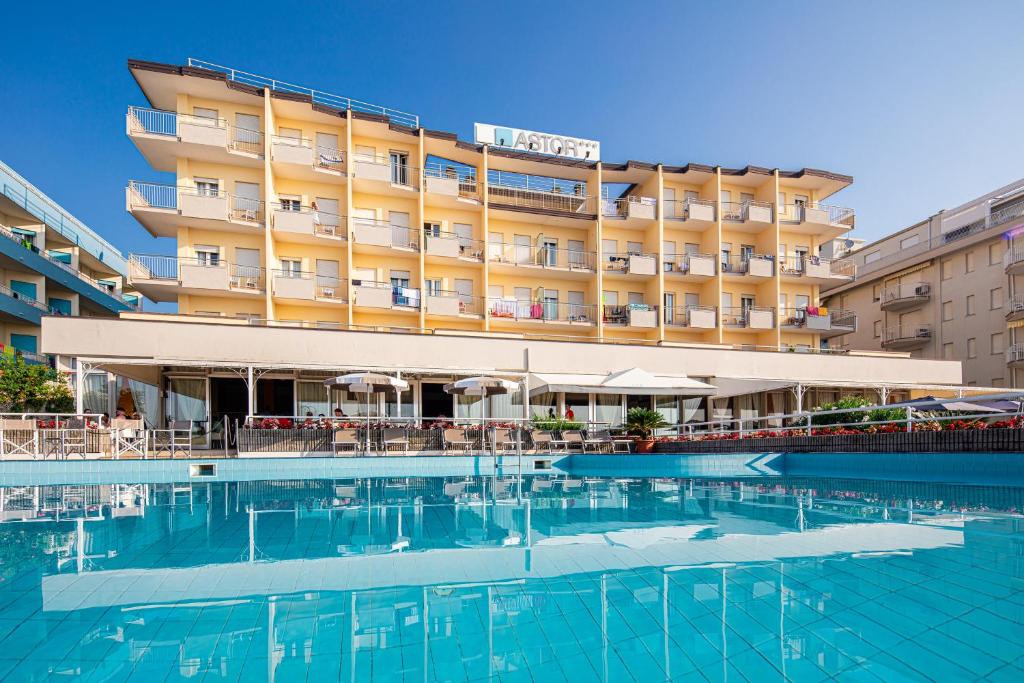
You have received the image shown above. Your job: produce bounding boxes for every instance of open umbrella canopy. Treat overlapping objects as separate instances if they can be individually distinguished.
[324,372,409,393]
[443,376,520,396]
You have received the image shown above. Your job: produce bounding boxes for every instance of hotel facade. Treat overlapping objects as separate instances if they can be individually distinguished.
[822,178,1024,389]
[41,59,967,445]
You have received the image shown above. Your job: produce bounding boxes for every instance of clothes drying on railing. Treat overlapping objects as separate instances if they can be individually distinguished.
[392,287,420,307]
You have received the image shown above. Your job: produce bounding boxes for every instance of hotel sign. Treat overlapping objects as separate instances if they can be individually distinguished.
[474,123,600,162]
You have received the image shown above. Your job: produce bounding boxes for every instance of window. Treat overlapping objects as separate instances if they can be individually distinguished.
[992,377,1005,388]
[425,278,442,296]
[967,338,977,359]
[942,300,953,321]
[966,294,975,316]
[941,259,953,280]
[10,280,37,301]
[278,126,302,141]
[279,258,302,277]
[965,250,975,273]
[864,250,880,264]
[278,194,301,211]
[900,234,920,249]
[193,106,218,120]
[991,287,1004,310]
[990,242,1002,265]
[194,177,219,196]
[872,284,880,302]
[943,343,954,360]
[423,221,441,237]
[626,241,643,255]
[992,332,1004,354]
[390,270,411,288]
[10,333,37,354]
[873,320,881,338]
[195,245,220,266]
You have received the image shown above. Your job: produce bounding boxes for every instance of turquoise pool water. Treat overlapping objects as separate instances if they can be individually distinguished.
[0,475,1021,681]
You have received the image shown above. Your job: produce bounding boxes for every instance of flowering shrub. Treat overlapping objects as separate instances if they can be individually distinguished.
[654,417,1019,442]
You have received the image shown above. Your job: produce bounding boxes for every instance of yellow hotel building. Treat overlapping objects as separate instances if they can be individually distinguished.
[40,58,970,440]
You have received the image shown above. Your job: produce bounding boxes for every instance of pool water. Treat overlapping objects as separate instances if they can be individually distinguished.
[0,476,1021,682]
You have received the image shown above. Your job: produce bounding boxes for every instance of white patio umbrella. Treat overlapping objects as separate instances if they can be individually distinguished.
[444,377,521,452]
[324,372,409,451]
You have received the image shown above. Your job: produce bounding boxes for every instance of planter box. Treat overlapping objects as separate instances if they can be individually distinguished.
[179,120,228,148]
[425,176,460,197]
[747,257,774,277]
[271,141,313,166]
[628,254,657,275]
[426,295,462,316]
[425,235,461,258]
[180,193,227,221]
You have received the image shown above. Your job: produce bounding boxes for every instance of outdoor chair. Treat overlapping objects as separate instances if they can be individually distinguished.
[531,430,568,453]
[560,430,588,452]
[381,428,409,455]
[111,418,146,459]
[333,429,361,455]
[152,420,193,459]
[492,428,520,453]
[443,428,473,454]
[0,419,38,459]
[583,429,613,453]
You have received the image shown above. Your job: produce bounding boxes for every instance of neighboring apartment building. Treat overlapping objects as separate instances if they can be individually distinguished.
[822,178,1024,388]
[39,58,969,442]
[0,159,137,363]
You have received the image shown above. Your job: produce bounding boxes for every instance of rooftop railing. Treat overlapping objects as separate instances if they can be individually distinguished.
[186,58,420,127]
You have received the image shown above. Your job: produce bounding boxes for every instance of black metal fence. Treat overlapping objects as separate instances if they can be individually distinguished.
[653,428,1024,454]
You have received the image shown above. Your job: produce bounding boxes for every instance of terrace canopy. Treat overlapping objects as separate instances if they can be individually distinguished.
[528,368,715,397]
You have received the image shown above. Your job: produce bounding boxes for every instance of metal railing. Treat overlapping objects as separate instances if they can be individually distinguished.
[271,202,346,237]
[721,306,775,327]
[316,146,345,171]
[353,281,422,307]
[270,134,311,148]
[486,171,593,215]
[423,163,479,198]
[881,282,931,306]
[127,106,178,136]
[1007,344,1024,364]
[229,264,266,291]
[128,253,181,280]
[127,180,178,210]
[0,282,51,313]
[352,154,420,188]
[1007,293,1024,317]
[721,254,775,275]
[602,304,658,325]
[664,304,716,327]
[488,299,597,324]
[1004,242,1024,270]
[426,290,484,316]
[663,253,717,276]
[603,252,658,274]
[229,127,263,156]
[663,198,716,221]
[423,230,484,260]
[722,200,773,222]
[881,324,932,346]
[187,58,420,128]
[601,196,657,218]
[271,270,347,301]
[779,255,855,278]
[778,202,856,227]
[230,195,264,223]
[489,242,597,271]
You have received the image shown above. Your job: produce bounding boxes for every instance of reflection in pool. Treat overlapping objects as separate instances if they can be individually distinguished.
[0,476,1021,681]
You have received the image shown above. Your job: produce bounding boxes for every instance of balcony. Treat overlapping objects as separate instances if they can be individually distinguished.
[722,254,775,279]
[664,305,717,329]
[603,253,658,278]
[270,136,347,182]
[0,281,55,326]
[488,243,596,279]
[352,281,420,311]
[1006,344,1024,366]
[271,204,346,245]
[780,308,857,337]
[126,182,264,237]
[424,231,484,262]
[125,107,263,171]
[271,271,347,306]
[423,165,480,208]
[722,306,775,330]
[1006,294,1024,323]
[1004,243,1024,275]
[127,254,265,303]
[778,203,856,238]
[425,291,483,318]
[351,155,418,194]
[351,219,420,254]
[487,173,596,224]
[602,196,657,228]
[779,255,855,284]
[880,282,930,311]
[664,198,716,228]
[603,304,659,329]
[663,253,717,280]
[488,299,596,327]
[881,324,932,350]
[722,200,773,230]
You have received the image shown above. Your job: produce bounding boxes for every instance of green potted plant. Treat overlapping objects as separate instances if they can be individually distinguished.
[624,407,668,453]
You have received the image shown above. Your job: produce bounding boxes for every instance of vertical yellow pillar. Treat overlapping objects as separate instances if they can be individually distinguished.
[344,112,354,327]
[417,129,426,333]
[262,90,276,322]
[594,163,604,340]
[656,164,665,343]
[771,169,782,350]
[481,145,490,333]
[712,167,723,344]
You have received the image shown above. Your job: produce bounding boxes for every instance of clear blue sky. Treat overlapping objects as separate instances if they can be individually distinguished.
[2,0,1023,260]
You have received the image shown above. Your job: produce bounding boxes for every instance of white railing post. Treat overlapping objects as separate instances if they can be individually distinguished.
[906,406,913,433]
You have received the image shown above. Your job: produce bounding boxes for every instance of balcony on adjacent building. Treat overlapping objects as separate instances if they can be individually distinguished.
[722,306,775,330]
[880,282,930,311]
[603,252,658,278]
[424,230,484,262]
[351,154,419,194]
[488,242,596,278]
[1004,242,1024,275]
[424,291,483,318]
[271,271,347,306]
[779,255,856,284]
[1006,293,1024,323]
[663,198,716,228]
[601,196,657,227]
[663,253,717,280]
[423,164,480,206]
[722,200,773,227]
[352,281,421,311]
[603,304,659,329]
[271,204,346,244]
[351,219,420,253]
[722,254,775,279]
[127,254,265,302]
[778,202,856,238]
[664,305,717,329]
[126,182,264,237]
[779,308,857,337]
[488,299,596,326]
[486,171,596,222]
[881,324,932,350]
[1006,343,1024,366]
[270,136,346,181]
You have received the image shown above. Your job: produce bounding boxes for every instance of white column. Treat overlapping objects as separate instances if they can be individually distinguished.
[75,362,88,414]
[247,366,255,417]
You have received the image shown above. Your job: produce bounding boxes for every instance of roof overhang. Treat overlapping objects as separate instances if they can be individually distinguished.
[529,368,716,397]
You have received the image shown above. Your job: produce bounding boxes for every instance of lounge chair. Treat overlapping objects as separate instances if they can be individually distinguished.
[561,430,587,452]
[333,428,361,455]
[583,429,613,453]
[531,430,568,453]
[492,428,520,453]
[0,419,38,459]
[443,428,473,454]
[381,428,409,455]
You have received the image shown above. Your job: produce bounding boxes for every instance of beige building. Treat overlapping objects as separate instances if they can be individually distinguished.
[822,178,1024,388]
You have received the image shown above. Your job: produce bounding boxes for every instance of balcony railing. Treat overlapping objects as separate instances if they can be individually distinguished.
[881,324,932,346]
[127,180,178,210]
[602,304,659,326]
[126,106,230,138]
[128,253,180,280]
[315,146,345,171]
[721,254,775,277]
[0,281,54,314]
[721,306,775,328]
[487,172,594,216]
[664,198,716,221]
[423,230,484,260]
[881,282,931,307]
[664,305,717,328]
[271,270,347,302]
[722,200,773,223]
[1005,243,1024,271]
[488,299,596,324]
[663,253,717,277]
[1007,344,1024,364]
[230,127,263,156]
[489,243,596,272]
[270,134,311,148]
[601,196,657,220]
[271,203,346,238]
[423,163,479,199]
[778,203,856,228]
[779,307,844,329]
[352,218,420,250]
[352,154,420,189]
[426,290,483,316]
[230,195,265,223]
[779,255,856,278]
[603,252,658,275]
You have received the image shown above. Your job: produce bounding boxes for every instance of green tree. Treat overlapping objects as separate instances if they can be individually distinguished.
[0,354,74,412]
[624,407,668,439]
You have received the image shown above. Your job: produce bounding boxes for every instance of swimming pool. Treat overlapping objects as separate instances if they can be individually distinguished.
[0,475,1021,681]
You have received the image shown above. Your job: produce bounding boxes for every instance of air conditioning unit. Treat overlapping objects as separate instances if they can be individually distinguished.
[914,283,931,296]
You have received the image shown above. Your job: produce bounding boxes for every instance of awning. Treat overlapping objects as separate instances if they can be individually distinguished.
[529,367,716,397]
[709,377,796,399]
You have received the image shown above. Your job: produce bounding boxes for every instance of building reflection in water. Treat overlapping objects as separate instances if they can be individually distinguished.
[0,476,1021,681]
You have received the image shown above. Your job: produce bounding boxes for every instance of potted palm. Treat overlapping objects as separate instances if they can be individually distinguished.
[624,407,668,453]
